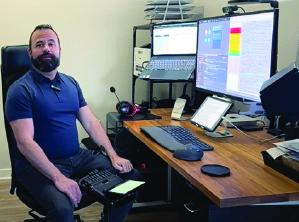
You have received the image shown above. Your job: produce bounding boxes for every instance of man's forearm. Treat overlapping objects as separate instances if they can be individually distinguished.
[79,106,133,173]
[86,120,118,158]
[17,139,64,183]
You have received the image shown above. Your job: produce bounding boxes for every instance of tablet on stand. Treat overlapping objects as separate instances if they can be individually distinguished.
[191,96,233,138]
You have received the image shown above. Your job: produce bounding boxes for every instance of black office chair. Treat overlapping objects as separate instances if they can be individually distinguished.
[1,45,97,222]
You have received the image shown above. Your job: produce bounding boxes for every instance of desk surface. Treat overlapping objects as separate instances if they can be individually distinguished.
[124,109,299,208]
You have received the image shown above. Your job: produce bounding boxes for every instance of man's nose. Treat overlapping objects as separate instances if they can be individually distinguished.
[43,44,50,52]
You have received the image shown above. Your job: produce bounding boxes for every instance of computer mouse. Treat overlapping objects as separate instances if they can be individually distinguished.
[173,144,204,161]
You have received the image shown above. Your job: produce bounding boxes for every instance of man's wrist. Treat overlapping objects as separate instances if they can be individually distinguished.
[52,172,65,183]
[102,144,117,159]
[106,150,118,160]
[108,152,118,160]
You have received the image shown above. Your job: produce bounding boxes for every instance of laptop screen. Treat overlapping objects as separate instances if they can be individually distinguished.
[152,21,198,56]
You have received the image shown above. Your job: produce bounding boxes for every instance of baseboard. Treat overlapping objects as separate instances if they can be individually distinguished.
[0,168,11,179]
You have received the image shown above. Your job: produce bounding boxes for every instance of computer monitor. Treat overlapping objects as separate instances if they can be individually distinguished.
[195,10,278,102]
[152,21,198,56]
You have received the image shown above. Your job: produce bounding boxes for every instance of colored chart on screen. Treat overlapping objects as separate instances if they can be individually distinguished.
[229,27,241,56]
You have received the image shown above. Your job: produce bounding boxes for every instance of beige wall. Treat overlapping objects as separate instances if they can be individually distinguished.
[0,0,298,178]
[0,0,147,178]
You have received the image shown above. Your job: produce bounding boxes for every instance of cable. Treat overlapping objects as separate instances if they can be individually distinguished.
[142,61,149,68]
[237,6,246,13]
[221,116,285,144]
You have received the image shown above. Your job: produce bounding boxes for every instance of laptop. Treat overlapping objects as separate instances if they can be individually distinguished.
[139,21,198,80]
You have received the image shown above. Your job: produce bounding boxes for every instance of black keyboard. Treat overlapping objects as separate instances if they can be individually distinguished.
[159,126,213,151]
[141,125,213,152]
[78,169,124,196]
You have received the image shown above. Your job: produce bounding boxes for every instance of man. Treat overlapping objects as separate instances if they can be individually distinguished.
[5,24,140,222]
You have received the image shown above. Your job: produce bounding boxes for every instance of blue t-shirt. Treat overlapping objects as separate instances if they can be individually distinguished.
[5,69,87,159]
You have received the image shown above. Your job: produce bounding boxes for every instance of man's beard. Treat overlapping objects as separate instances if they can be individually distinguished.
[31,53,60,72]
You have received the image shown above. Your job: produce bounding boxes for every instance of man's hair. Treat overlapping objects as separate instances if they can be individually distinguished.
[29,24,60,50]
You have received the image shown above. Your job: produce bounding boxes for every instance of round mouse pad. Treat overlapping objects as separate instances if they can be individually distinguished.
[201,164,230,177]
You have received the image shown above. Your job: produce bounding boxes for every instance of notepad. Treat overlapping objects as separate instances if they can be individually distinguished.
[109,180,145,195]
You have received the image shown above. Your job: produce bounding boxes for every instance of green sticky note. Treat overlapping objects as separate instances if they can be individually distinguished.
[109,180,145,194]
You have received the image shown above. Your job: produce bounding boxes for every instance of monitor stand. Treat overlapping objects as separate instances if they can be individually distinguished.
[204,128,233,138]
[239,101,264,116]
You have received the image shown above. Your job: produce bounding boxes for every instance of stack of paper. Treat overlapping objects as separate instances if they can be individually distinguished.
[266,139,299,162]
[144,0,204,21]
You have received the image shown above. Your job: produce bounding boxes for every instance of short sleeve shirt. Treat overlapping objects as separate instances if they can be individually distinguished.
[5,69,87,159]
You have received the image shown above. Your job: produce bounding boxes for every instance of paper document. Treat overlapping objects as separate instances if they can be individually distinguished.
[266,147,285,160]
[274,139,299,153]
[271,139,299,162]
[109,180,145,194]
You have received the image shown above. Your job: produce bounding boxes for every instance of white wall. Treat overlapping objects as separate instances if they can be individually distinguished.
[0,0,298,178]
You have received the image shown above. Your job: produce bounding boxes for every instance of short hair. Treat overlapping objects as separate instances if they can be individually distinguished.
[29,24,60,50]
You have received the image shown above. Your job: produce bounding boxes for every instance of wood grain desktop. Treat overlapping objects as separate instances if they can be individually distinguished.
[124,109,299,208]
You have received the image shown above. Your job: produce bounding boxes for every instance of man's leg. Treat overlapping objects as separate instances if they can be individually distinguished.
[72,149,141,222]
[15,159,75,222]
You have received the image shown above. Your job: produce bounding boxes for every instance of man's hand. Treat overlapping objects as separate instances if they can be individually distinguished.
[54,175,82,208]
[111,155,133,173]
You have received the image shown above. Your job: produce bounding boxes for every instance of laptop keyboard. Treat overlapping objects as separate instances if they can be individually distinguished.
[147,59,195,71]
[159,126,214,151]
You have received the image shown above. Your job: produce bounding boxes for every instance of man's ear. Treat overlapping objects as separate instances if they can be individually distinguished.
[27,47,32,57]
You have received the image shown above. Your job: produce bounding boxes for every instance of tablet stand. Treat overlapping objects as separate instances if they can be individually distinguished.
[204,125,233,138]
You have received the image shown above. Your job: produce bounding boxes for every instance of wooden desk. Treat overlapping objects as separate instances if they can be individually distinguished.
[124,109,299,208]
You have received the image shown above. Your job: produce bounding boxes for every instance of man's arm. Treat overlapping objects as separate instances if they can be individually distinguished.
[78,105,133,173]
[10,118,82,207]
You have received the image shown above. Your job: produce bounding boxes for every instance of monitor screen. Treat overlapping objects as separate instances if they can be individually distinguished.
[195,10,278,102]
[152,21,198,56]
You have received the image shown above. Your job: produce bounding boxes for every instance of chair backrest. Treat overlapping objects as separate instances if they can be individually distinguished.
[1,45,31,193]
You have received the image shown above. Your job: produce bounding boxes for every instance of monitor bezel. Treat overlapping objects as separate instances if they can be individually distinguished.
[194,9,279,102]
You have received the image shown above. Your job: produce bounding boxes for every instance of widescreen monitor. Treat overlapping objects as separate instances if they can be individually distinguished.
[195,10,278,102]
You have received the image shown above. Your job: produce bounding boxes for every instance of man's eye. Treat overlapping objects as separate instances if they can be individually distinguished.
[36,43,43,48]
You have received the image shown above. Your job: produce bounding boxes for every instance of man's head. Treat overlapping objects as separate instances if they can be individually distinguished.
[28,24,61,73]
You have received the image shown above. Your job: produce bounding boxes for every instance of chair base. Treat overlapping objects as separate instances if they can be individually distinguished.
[24,210,83,222]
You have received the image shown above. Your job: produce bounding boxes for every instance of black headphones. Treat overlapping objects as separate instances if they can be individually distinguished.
[110,86,143,117]
[116,101,141,117]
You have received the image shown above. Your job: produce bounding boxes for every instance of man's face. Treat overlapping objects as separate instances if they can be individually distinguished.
[29,29,61,72]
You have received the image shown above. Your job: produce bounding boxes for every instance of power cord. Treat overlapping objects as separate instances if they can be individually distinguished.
[221,116,285,144]
[238,6,245,13]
